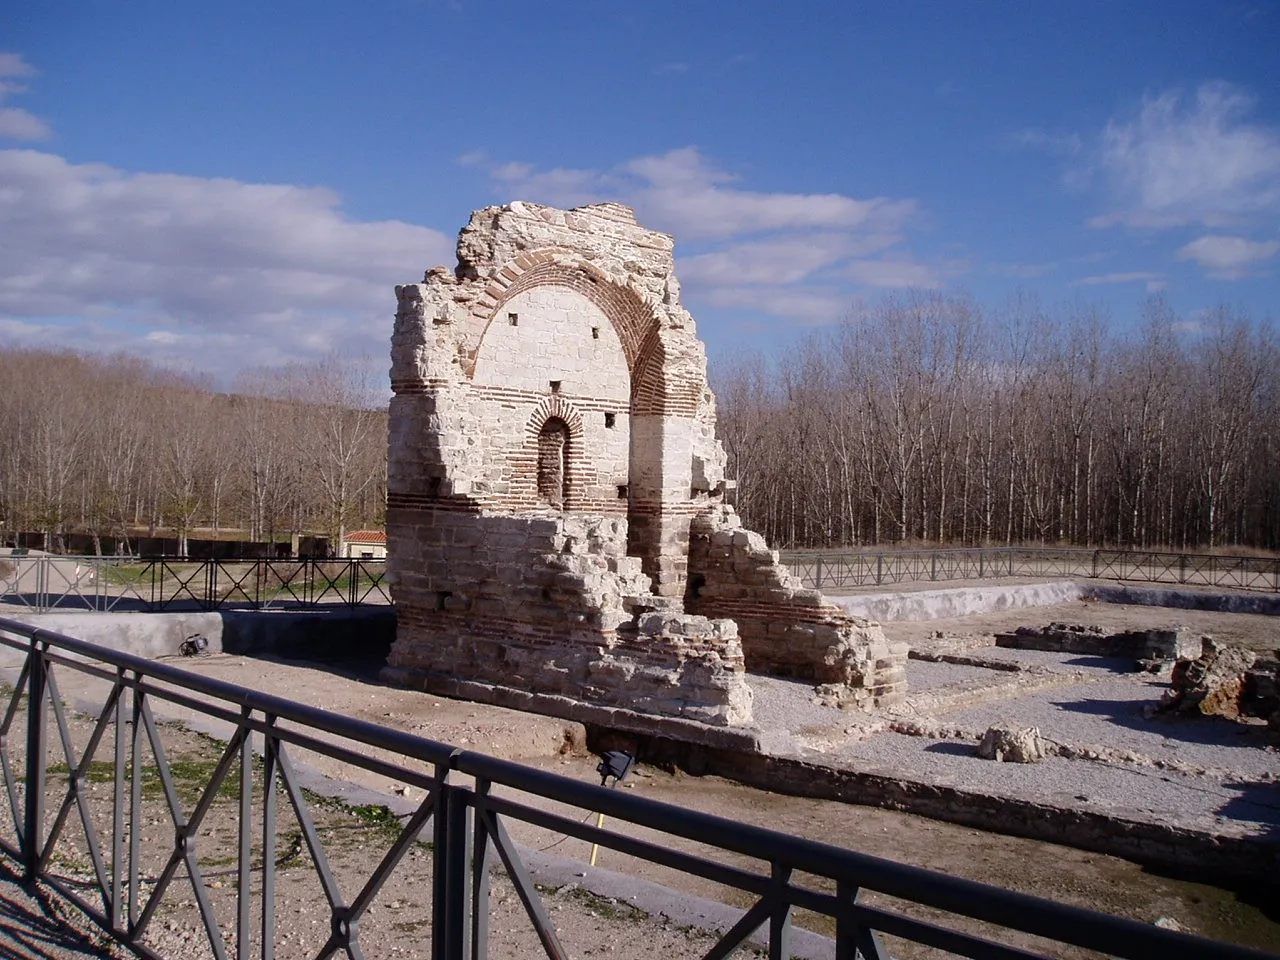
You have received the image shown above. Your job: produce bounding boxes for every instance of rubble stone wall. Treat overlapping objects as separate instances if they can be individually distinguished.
[687,505,907,707]
[385,201,904,726]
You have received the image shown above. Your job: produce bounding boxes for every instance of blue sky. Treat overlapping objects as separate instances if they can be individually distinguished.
[2,1,1278,381]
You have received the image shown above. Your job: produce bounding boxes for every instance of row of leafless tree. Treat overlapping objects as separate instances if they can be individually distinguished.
[715,294,1280,551]
[0,348,387,554]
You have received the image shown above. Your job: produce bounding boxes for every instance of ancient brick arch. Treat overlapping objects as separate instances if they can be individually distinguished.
[469,257,660,379]
[522,396,587,509]
[630,327,704,418]
[525,394,584,439]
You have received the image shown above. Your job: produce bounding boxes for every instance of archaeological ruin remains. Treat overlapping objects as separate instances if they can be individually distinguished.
[382,201,907,726]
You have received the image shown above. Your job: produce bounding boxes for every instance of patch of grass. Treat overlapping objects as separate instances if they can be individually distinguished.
[101,564,152,587]
[47,753,241,805]
[391,918,431,933]
[301,789,406,845]
[564,887,649,923]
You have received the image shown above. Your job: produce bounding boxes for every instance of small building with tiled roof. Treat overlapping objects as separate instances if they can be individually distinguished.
[341,530,387,559]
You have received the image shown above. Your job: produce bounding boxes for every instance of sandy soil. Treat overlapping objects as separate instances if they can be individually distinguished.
[9,597,1280,954]
[132,610,1280,952]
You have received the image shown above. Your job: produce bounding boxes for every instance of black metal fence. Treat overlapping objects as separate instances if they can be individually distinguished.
[785,547,1280,593]
[0,615,1271,960]
[2,547,1276,616]
[0,556,389,612]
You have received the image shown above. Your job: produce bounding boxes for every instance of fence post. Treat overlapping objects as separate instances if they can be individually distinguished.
[1091,550,1100,579]
[23,637,47,879]
[205,559,218,610]
[875,554,883,586]
[432,772,471,960]
[36,557,47,613]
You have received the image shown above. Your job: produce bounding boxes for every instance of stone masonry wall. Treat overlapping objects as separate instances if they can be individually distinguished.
[687,505,907,708]
[385,201,905,727]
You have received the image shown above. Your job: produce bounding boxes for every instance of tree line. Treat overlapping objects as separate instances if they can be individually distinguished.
[5,291,1277,557]
[715,294,1280,552]
[0,348,386,555]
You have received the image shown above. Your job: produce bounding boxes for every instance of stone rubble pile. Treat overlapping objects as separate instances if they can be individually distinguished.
[1159,638,1257,719]
[996,622,1202,672]
[977,726,1046,763]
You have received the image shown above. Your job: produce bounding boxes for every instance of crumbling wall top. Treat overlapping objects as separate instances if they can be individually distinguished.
[451,202,678,302]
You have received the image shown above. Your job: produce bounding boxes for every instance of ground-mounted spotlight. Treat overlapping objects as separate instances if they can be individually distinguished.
[180,634,209,656]
[590,749,635,867]
[596,750,635,786]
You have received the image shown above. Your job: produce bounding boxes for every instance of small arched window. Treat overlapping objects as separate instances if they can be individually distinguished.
[536,417,570,508]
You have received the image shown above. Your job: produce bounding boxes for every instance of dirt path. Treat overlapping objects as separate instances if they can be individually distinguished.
[83,644,1280,954]
[9,596,1280,954]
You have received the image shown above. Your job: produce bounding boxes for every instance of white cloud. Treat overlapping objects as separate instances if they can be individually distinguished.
[0,52,50,141]
[845,259,941,289]
[478,147,917,243]
[627,148,915,241]
[467,147,936,326]
[0,149,452,379]
[1175,235,1280,278]
[1012,128,1082,156]
[700,285,852,325]
[1073,270,1168,292]
[0,53,36,77]
[679,232,898,288]
[988,260,1059,279]
[1093,81,1280,228]
[1072,271,1166,287]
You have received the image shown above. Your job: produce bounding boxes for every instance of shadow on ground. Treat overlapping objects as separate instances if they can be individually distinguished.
[1052,695,1273,749]
[0,859,115,959]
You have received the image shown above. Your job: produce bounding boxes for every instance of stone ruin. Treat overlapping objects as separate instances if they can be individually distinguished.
[995,622,1202,671]
[382,201,907,727]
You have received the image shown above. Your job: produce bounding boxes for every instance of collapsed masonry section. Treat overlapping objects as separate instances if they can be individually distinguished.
[382,512,752,725]
[688,506,908,709]
[383,201,904,728]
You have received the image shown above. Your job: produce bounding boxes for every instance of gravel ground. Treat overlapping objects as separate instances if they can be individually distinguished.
[827,732,1279,832]
[747,674,846,733]
[746,632,1280,839]
[902,659,1009,691]
[970,646,1138,672]
[942,674,1277,775]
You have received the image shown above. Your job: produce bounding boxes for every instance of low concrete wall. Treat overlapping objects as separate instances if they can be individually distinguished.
[0,606,396,665]
[1086,584,1280,616]
[830,581,1085,622]
[831,580,1280,622]
[0,611,225,665]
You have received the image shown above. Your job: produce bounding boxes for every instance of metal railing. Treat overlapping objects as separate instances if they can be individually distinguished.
[785,547,1280,593]
[0,615,1271,960]
[0,556,390,612]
